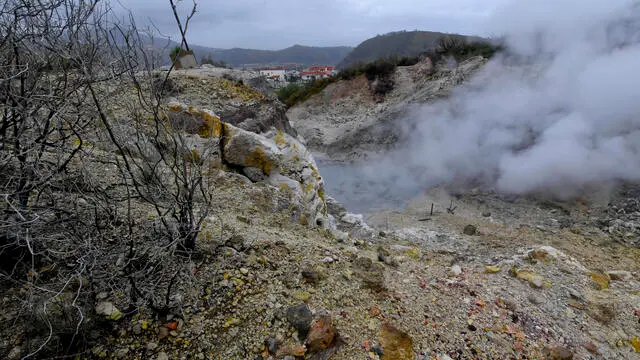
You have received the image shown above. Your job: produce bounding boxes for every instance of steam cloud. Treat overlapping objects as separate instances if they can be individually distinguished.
[324,0,640,210]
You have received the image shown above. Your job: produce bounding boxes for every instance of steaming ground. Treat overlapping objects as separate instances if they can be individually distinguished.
[313,1,640,212]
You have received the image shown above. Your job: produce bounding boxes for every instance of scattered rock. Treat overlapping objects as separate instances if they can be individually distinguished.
[240,267,249,275]
[463,225,477,235]
[158,327,170,340]
[584,342,599,354]
[147,342,159,351]
[379,323,415,360]
[95,301,122,320]
[587,297,617,324]
[378,247,399,267]
[606,270,632,281]
[515,269,545,288]
[322,256,335,264]
[589,272,610,290]
[286,304,313,339]
[7,346,21,360]
[277,345,307,358]
[225,235,245,251]
[448,265,462,277]
[352,257,386,290]
[528,246,558,262]
[157,352,169,360]
[484,265,501,274]
[301,266,326,285]
[133,323,142,335]
[544,346,574,360]
[115,348,129,358]
[266,338,279,354]
[482,212,492,217]
[306,315,336,353]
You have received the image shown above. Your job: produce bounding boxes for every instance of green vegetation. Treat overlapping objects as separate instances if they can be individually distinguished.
[277,78,334,107]
[337,30,486,69]
[170,46,183,61]
[200,54,230,68]
[278,35,503,107]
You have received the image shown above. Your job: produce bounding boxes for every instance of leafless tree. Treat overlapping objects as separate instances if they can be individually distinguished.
[0,0,213,357]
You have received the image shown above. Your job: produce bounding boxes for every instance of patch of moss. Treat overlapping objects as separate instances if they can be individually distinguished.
[245,147,273,175]
[590,272,609,290]
[198,110,223,138]
[273,130,287,146]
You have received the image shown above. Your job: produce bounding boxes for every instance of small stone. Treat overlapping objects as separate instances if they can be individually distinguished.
[133,324,142,335]
[372,345,384,356]
[590,273,609,290]
[379,323,414,360]
[266,338,279,354]
[147,342,159,351]
[301,266,326,285]
[286,304,313,339]
[378,248,399,267]
[587,298,617,324]
[484,265,501,274]
[515,270,544,288]
[482,212,492,217]
[527,295,542,305]
[544,346,574,360]
[277,345,307,358]
[95,301,122,320]
[226,234,246,251]
[115,348,129,358]
[96,292,109,300]
[158,327,170,339]
[352,257,386,290]
[584,342,598,354]
[448,265,462,277]
[322,257,335,263]
[240,268,249,275]
[606,270,632,281]
[463,225,477,235]
[7,346,21,360]
[306,315,336,353]
[157,352,169,360]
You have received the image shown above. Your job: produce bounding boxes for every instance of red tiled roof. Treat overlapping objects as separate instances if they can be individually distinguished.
[300,71,330,76]
[307,66,334,71]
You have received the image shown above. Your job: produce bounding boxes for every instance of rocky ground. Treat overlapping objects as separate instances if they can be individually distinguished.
[287,56,487,162]
[2,63,639,360]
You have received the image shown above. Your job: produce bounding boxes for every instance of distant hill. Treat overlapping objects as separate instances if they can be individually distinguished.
[336,30,485,69]
[198,45,353,68]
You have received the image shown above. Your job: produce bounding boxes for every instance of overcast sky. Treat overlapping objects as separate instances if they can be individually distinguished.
[117,0,510,50]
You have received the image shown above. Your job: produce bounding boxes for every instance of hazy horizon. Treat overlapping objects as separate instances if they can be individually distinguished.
[117,0,505,50]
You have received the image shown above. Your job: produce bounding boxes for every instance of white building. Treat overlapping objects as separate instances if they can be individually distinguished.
[259,68,286,82]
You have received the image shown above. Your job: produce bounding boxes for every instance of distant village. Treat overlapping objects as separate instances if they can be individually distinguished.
[257,65,336,87]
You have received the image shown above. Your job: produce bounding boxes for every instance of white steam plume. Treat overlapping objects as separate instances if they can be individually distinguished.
[327,0,640,210]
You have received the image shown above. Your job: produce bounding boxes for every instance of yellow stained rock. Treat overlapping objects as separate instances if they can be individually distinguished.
[379,323,415,360]
[485,266,501,274]
[590,273,609,290]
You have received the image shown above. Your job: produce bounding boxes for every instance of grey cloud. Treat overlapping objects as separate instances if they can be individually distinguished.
[116,0,501,49]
